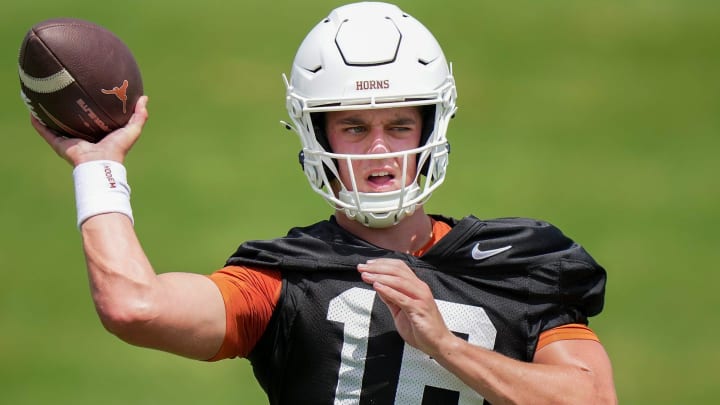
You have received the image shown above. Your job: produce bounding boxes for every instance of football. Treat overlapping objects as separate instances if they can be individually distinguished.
[18,18,143,142]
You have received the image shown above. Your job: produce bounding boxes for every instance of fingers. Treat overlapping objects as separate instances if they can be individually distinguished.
[357,259,410,287]
[370,277,413,311]
[30,96,150,166]
[358,259,454,355]
[31,115,62,147]
[357,258,411,274]
[99,95,149,149]
[30,115,84,164]
[125,95,149,133]
[357,259,429,303]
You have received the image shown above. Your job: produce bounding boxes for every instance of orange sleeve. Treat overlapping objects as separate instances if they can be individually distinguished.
[537,323,600,351]
[205,266,282,361]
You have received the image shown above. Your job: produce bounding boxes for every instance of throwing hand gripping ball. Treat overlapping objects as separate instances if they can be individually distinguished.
[18,18,143,142]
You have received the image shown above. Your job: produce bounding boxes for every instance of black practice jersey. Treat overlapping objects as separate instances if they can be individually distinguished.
[226,215,606,405]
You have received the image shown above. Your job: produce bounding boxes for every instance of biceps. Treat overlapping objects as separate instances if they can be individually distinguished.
[142,272,226,360]
[534,339,609,368]
[534,339,617,400]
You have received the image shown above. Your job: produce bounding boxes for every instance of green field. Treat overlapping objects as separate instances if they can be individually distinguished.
[2,0,718,403]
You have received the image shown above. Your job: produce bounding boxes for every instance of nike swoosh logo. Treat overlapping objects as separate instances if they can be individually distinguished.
[471,244,512,260]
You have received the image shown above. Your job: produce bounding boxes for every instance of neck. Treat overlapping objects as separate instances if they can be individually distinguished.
[335,208,432,254]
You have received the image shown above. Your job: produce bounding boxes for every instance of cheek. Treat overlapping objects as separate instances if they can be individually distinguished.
[328,136,363,156]
[396,139,420,177]
[334,157,358,186]
[403,159,419,185]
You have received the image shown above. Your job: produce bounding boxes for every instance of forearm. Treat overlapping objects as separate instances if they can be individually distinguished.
[81,213,158,329]
[80,213,226,359]
[32,98,224,358]
[433,336,612,405]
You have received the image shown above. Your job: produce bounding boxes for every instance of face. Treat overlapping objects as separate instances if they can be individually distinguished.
[325,107,423,194]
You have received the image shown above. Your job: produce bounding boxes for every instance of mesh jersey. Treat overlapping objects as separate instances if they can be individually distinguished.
[215,215,606,404]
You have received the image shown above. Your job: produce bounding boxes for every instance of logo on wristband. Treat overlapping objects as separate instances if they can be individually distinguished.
[103,164,117,189]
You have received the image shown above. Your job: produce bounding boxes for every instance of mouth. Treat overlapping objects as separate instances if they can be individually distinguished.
[366,171,396,190]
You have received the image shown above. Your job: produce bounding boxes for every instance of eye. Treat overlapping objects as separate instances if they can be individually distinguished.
[388,125,417,138]
[344,126,366,135]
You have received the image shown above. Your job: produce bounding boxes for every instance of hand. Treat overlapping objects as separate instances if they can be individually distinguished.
[32,95,149,167]
[357,258,455,357]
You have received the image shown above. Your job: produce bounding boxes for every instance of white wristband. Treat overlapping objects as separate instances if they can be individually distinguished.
[73,160,133,228]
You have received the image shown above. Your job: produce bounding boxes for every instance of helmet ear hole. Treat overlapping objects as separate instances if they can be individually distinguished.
[420,105,436,146]
[310,112,331,152]
[419,105,436,176]
[309,112,338,181]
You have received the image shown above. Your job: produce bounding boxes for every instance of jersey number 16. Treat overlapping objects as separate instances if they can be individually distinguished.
[328,287,497,404]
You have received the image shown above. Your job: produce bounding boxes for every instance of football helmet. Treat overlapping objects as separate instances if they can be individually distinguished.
[284,2,457,228]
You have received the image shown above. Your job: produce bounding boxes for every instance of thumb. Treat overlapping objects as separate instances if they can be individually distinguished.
[99,95,149,155]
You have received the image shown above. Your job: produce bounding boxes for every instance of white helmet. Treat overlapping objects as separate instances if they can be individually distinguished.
[283,1,457,228]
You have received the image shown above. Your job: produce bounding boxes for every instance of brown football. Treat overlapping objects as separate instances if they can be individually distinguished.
[18,18,143,142]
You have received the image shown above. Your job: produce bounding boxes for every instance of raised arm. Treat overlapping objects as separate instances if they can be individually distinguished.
[32,96,226,360]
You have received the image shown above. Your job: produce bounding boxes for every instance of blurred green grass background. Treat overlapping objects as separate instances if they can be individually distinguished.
[1,0,718,403]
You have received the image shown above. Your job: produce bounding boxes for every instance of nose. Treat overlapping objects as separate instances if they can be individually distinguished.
[366,127,391,154]
[368,140,390,154]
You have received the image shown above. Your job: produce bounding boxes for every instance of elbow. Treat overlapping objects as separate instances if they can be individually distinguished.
[547,370,617,405]
[578,369,618,405]
[94,296,157,343]
[584,391,618,405]
[593,387,618,405]
[588,367,618,405]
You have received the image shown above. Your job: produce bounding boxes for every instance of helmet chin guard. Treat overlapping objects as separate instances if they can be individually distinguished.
[283,2,457,228]
[338,184,421,228]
